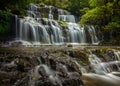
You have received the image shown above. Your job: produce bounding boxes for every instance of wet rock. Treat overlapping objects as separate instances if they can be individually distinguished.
[1,61,17,72]
[106,50,116,61]
[0,47,86,86]
[61,78,84,86]
[49,57,56,70]
[72,50,90,65]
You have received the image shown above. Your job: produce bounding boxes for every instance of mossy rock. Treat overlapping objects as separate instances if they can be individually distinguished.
[58,21,67,27]
[73,50,90,65]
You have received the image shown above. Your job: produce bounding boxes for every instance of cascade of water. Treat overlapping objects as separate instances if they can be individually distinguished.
[89,54,102,64]
[17,16,99,45]
[74,60,87,73]
[37,18,64,44]
[58,9,64,15]
[37,24,50,44]
[100,62,113,73]
[30,64,63,86]
[58,9,70,15]
[49,6,54,19]
[29,4,38,12]
[113,50,120,61]
[87,26,99,44]
[89,52,120,74]
[27,4,41,18]
[13,4,99,46]
[58,15,75,23]
[19,19,24,40]
[49,20,64,44]
[89,53,108,74]
[18,17,52,45]
[30,24,38,42]
[67,23,86,43]
[23,18,37,42]
[27,11,36,18]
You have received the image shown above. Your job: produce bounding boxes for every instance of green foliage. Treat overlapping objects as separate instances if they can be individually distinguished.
[89,0,114,7]
[0,0,34,15]
[68,0,89,16]
[0,10,11,35]
[0,0,89,16]
[104,22,120,38]
[89,0,105,7]
[80,0,120,45]
[80,7,104,25]
[80,6,112,25]
[105,22,120,31]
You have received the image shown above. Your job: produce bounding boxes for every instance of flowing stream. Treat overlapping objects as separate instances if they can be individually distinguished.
[84,49,120,86]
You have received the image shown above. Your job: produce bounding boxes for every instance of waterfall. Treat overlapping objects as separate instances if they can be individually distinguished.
[27,3,39,18]
[58,15,75,23]
[58,9,70,15]
[13,4,99,46]
[49,6,54,19]
[30,64,62,86]
[87,26,99,44]
[67,23,86,43]
[49,20,64,44]
[113,50,120,61]
[89,52,120,74]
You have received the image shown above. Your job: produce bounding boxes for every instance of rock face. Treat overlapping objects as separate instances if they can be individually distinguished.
[0,47,86,86]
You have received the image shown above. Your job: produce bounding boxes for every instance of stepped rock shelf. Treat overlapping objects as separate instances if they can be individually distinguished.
[10,4,99,46]
[0,46,120,86]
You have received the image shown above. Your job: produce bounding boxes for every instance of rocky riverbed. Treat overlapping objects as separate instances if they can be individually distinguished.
[0,46,120,86]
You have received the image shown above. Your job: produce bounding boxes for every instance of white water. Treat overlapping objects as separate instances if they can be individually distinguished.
[88,50,120,85]
[58,15,75,23]
[89,53,120,74]
[13,4,99,46]
[83,73,120,86]
[67,23,86,43]
[30,64,63,86]
[113,50,120,61]
[88,26,98,44]
[81,51,120,86]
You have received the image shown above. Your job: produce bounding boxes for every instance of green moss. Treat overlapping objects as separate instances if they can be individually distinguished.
[39,2,45,7]
[43,13,49,18]
[58,21,67,26]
